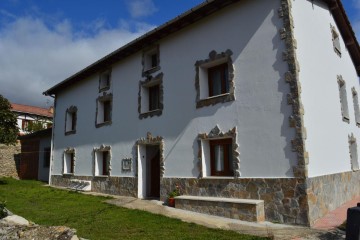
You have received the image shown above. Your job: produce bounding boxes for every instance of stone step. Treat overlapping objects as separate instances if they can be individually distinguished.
[174,195,265,222]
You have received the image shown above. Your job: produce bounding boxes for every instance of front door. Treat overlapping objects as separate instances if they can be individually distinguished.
[146,145,160,198]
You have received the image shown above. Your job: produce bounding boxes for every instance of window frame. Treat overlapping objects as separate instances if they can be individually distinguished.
[138,73,164,119]
[352,88,360,127]
[93,145,111,177]
[331,25,341,57]
[99,69,111,92]
[95,93,113,128]
[142,45,160,77]
[65,106,77,135]
[349,134,359,171]
[337,75,350,123]
[195,50,235,108]
[63,148,75,175]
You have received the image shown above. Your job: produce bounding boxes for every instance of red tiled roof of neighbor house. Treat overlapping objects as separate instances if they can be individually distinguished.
[43,0,360,96]
[11,103,53,118]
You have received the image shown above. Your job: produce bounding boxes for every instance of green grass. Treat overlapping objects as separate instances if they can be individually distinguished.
[0,178,268,240]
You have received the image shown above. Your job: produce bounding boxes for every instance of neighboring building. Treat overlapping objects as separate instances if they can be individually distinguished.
[18,128,52,182]
[11,103,53,135]
[44,0,360,226]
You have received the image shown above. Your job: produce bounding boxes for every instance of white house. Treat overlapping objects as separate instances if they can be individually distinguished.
[44,0,360,226]
[11,103,53,135]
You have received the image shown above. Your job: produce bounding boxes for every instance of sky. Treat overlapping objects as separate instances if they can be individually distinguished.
[0,0,359,108]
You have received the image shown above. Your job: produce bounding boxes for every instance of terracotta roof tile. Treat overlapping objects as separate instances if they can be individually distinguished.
[11,103,53,118]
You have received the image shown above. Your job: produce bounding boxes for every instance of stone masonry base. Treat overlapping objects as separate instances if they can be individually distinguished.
[161,177,309,226]
[0,144,20,179]
[51,175,138,197]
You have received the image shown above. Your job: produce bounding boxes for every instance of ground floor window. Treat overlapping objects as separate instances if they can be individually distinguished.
[64,149,75,174]
[94,145,111,176]
[210,139,233,176]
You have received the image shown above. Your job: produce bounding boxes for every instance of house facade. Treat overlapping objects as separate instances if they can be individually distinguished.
[11,103,53,135]
[44,0,360,226]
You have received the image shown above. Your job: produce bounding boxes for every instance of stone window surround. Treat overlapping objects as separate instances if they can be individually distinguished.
[352,87,360,127]
[348,133,359,171]
[337,75,350,123]
[136,132,165,178]
[95,92,113,128]
[65,106,77,136]
[98,69,112,92]
[138,73,164,119]
[142,45,160,77]
[93,145,112,177]
[122,158,132,172]
[195,49,235,108]
[330,24,341,57]
[63,147,75,176]
[197,125,240,178]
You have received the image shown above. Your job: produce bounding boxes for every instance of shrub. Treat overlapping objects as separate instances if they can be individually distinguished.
[0,201,7,219]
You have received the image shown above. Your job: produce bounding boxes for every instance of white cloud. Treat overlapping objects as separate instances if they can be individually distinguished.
[0,16,154,107]
[126,0,158,18]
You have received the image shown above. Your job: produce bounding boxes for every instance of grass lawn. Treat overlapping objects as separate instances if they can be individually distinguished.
[0,178,268,240]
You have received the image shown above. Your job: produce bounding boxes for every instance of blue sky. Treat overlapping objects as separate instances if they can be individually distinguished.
[0,0,359,107]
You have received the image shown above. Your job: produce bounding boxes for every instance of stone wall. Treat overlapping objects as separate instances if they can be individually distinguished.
[0,144,20,179]
[51,175,138,197]
[161,177,309,226]
[307,171,360,226]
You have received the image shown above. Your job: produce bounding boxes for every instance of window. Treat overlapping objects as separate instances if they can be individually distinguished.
[349,134,359,171]
[331,25,341,57]
[210,139,233,176]
[142,45,160,76]
[43,147,51,168]
[195,50,235,108]
[198,126,240,178]
[94,147,111,176]
[22,119,33,131]
[96,93,112,127]
[138,73,163,119]
[64,150,75,174]
[99,70,111,92]
[208,63,229,97]
[65,106,77,135]
[352,88,360,126]
[149,85,160,111]
[338,76,349,123]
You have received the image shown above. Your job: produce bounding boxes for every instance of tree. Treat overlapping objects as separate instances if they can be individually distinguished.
[0,95,18,145]
[25,119,48,133]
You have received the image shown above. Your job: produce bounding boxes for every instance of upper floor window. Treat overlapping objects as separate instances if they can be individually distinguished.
[99,70,111,92]
[65,106,77,135]
[349,134,359,171]
[352,88,360,127]
[142,45,160,76]
[138,73,163,119]
[331,25,341,57]
[337,75,349,123]
[195,50,235,108]
[22,119,33,131]
[96,93,112,128]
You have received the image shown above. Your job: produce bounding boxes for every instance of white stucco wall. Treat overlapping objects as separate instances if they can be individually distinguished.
[292,0,360,177]
[51,0,297,179]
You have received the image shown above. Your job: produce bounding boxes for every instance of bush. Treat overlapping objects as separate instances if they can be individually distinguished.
[0,201,7,219]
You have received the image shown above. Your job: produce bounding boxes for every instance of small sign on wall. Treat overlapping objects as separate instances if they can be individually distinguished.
[122,158,132,171]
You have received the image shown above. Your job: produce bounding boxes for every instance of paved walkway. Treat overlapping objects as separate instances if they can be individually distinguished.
[313,196,360,230]
[80,190,356,240]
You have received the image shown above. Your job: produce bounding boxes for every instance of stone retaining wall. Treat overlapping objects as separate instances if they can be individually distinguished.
[307,171,360,226]
[161,177,309,226]
[0,144,20,179]
[51,175,138,197]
